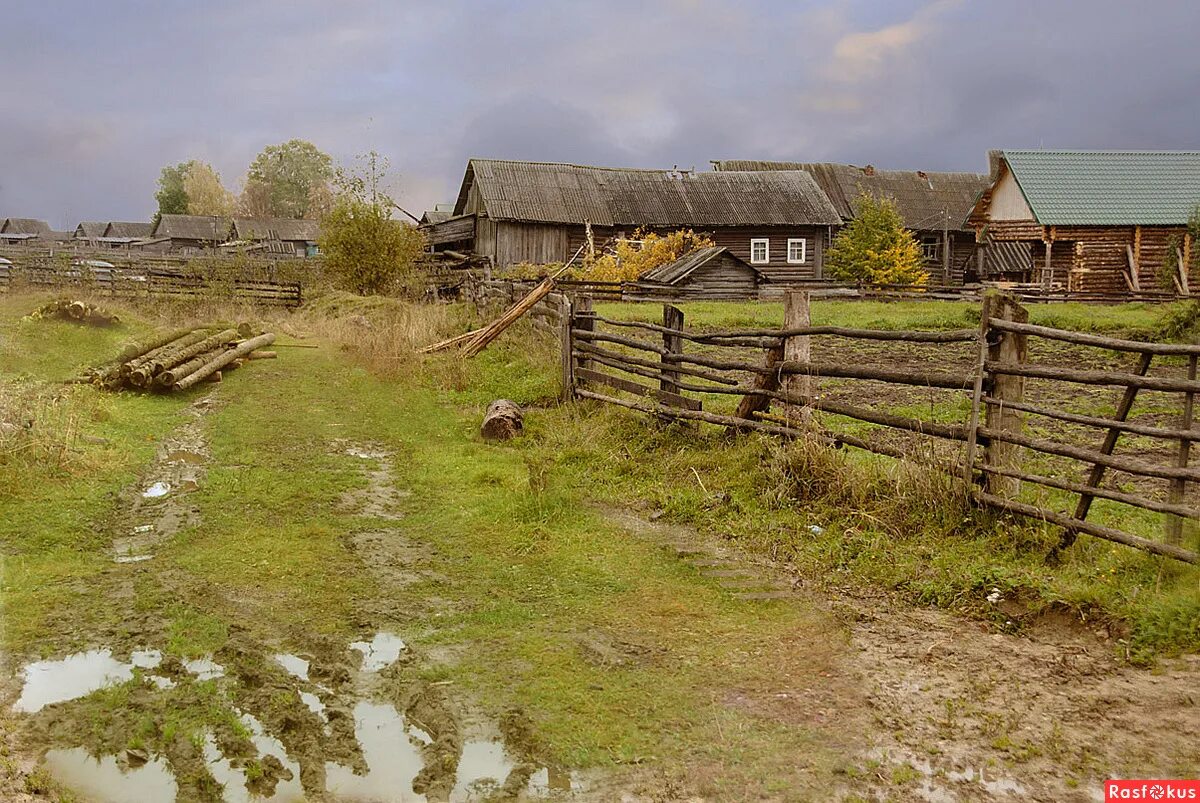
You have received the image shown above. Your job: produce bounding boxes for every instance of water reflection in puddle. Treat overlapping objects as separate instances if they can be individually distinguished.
[183,657,225,680]
[142,481,171,499]
[44,747,177,802]
[273,653,310,681]
[14,649,162,713]
[350,632,406,672]
[869,747,1027,801]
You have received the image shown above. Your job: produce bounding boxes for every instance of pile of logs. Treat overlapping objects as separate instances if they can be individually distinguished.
[33,298,120,326]
[79,325,277,392]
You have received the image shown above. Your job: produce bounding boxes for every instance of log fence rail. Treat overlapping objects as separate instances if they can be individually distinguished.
[557,292,1200,564]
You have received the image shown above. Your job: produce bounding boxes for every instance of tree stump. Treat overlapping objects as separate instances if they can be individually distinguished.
[480,400,523,441]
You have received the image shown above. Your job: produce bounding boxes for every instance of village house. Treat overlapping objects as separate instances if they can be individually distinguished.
[711,160,1030,284]
[967,150,1200,293]
[0,218,68,246]
[423,159,842,283]
[73,222,107,243]
[98,221,154,249]
[136,214,232,254]
[227,217,321,257]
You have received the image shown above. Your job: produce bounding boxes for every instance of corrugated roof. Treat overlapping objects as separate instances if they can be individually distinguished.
[712,161,987,232]
[231,217,320,242]
[153,214,231,241]
[104,221,154,238]
[1,217,52,235]
[1000,150,1200,225]
[455,159,841,227]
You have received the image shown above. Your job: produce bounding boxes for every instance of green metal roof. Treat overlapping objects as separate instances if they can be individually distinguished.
[1003,150,1200,226]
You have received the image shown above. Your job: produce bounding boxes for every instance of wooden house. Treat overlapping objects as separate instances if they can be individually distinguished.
[96,221,155,249]
[228,218,321,257]
[73,222,107,243]
[423,159,842,283]
[139,214,231,254]
[967,150,1200,293]
[0,217,52,245]
[637,246,763,299]
[711,160,1014,284]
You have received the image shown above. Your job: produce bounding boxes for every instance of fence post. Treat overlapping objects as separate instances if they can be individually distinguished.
[661,305,684,399]
[982,293,1028,496]
[558,293,574,402]
[574,295,594,383]
[1166,354,1197,546]
[783,290,812,423]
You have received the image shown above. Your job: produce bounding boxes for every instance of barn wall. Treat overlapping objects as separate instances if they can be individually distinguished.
[494,222,570,267]
[705,225,826,284]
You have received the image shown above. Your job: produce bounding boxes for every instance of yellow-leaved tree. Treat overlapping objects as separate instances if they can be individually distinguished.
[826,192,927,286]
[583,228,715,282]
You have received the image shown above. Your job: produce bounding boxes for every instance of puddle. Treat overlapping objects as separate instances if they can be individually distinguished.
[111,403,211,561]
[203,733,304,803]
[350,632,407,672]
[869,747,1027,801]
[273,653,310,681]
[141,481,171,499]
[14,648,162,713]
[44,747,177,802]
[183,657,225,680]
[325,701,428,800]
[299,691,327,721]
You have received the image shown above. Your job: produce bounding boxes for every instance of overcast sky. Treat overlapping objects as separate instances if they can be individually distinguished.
[2,0,1197,228]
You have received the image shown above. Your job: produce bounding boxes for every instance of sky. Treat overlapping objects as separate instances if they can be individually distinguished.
[1,0,1198,229]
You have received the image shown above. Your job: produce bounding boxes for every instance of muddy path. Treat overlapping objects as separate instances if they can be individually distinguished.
[598,507,1200,802]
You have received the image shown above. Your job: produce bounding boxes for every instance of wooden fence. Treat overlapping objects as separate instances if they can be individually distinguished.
[559,292,1200,564]
[464,273,1190,307]
[0,264,302,308]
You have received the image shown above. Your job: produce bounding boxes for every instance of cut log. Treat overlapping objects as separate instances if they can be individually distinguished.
[247,350,277,360]
[173,333,276,391]
[480,399,523,441]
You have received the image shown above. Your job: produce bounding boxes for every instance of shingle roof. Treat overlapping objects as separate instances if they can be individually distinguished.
[153,214,231,241]
[231,217,320,242]
[712,161,987,232]
[75,222,106,239]
[1,218,52,235]
[104,221,154,238]
[999,150,1200,225]
[455,159,841,227]
[639,245,759,284]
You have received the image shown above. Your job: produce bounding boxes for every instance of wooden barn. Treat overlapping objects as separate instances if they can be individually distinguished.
[422,159,842,284]
[229,218,321,257]
[138,214,231,254]
[0,217,52,245]
[73,222,107,243]
[711,160,1022,284]
[637,246,764,299]
[968,150,1200,293]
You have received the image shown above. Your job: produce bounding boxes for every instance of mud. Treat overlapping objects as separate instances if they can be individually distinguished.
[600,506,1200,802]
[111,396,214,561]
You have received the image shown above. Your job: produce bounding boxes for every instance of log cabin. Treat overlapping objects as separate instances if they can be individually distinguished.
[0,217,53,246]
[967,150,1200,294]
[711,160,1020,284]
[422,159,842,284]
[137,214,232,254]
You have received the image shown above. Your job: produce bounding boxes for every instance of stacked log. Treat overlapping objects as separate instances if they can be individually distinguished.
[78,326,277,392]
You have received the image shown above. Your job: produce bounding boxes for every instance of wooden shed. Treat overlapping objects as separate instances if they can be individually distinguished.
[0,217,52,246]
[423,159,842,284]
[711,160,1005,284]
[229,218,321,257]
[637,246,763,299]
[967,150,1200,293]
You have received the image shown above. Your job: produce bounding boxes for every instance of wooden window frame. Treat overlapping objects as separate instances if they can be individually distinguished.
[786,238,807,264]
[750,238,770,264]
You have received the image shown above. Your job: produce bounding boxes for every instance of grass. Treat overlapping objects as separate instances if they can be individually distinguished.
[2,289,1198,800]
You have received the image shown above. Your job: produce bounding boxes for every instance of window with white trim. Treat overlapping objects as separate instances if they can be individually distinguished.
[786,238,807,264]
[750,238,769,264]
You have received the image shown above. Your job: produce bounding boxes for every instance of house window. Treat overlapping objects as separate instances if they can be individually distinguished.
[750,238,769,264]
[920,234,942,263]
[787,238,807,264]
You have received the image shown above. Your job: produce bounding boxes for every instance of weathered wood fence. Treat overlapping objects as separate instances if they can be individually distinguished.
[0,264,302,308]
[559,292,1200,564]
